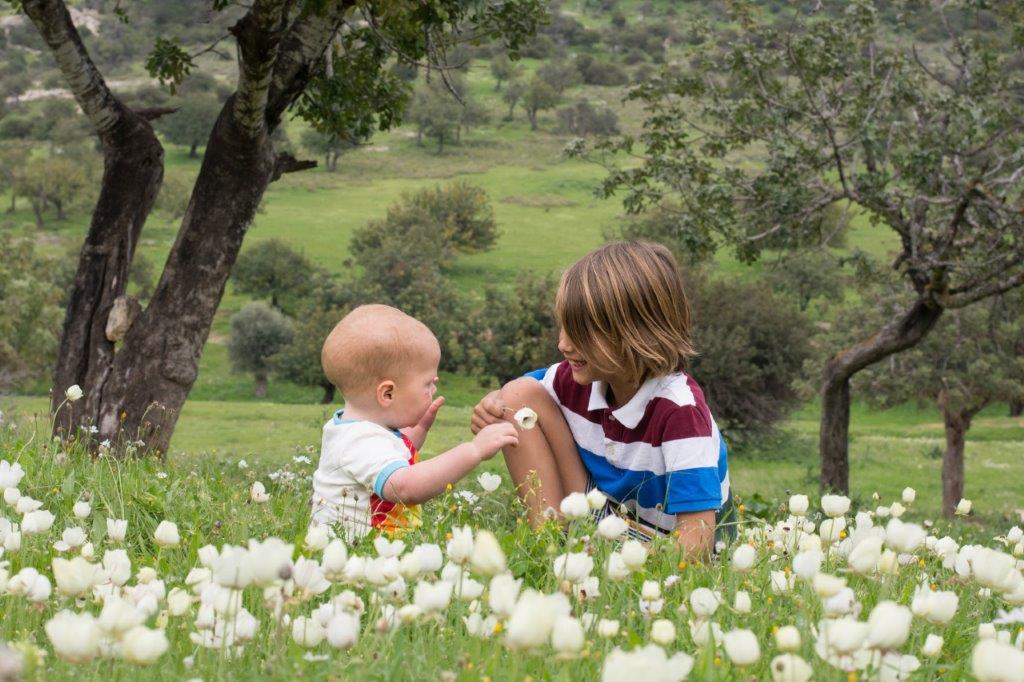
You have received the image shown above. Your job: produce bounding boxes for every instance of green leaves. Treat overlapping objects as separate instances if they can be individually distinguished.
[144,37,194,94]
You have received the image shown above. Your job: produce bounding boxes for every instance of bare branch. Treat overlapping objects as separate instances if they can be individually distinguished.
[135,106,180,121]
[20,0,127,140]
[939,270,1024,308]
[271,152,317,180]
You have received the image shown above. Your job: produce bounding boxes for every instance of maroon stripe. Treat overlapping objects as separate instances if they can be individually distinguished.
[551,363,716,444]
[551,362,603,424]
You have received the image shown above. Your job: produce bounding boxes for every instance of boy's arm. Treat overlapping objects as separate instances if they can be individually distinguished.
[675,510,715,559]
[382,422,518,505]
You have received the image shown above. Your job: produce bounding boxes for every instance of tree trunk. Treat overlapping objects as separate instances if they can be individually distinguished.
[31,199,45,228]
[819,297,944,492]
[320,382,335,405]
[254,369,268,398]
[189,142,198,158]
[91,100,278,453]
[940,406,969,518]
[1010,399,1023,417]
[54,198,65,220]
[528,109,537,130]
[8,189,14,212]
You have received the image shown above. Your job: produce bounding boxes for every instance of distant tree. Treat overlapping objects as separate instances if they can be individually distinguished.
[490,53,521,91]
[15,155,92,227]
[351,181,498,266]
[272,302,347,404]
[0,235,64,391]
[615,203,716,266]
[408,78,463,153]
[502,78,526,121]
[232,239,318,315]
[463,274,561,383]
[156,94,221,157]
[153,172,192,220]
[300,129,355,172]
[537,61,581,94]
[128,253,156,303]
[522,76,560,131]
[580,1,1024,492]
[689,276,814,435]
[766,251,846,313]
[855,289,1024,516]
[228,301,295,398]
[0,142,28,212]
[574,54,629,86]
[557,99,619,137]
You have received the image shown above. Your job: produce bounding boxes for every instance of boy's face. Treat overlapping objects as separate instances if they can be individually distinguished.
[387,349,440,429]
[558,328,598,385]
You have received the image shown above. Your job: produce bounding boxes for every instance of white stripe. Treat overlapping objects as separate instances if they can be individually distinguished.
[653,373,698,408]
[539,362,561,402]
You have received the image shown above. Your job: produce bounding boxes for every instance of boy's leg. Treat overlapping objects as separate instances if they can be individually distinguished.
[498,377,589,526]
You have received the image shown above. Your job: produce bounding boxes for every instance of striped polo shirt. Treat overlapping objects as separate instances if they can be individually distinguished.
[526,361,730,533]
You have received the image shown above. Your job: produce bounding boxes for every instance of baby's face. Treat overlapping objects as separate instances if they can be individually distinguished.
[389,353,440,429]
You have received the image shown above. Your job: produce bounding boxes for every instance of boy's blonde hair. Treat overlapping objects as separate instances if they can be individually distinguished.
[321,304,439,398]
[555,241,695,387]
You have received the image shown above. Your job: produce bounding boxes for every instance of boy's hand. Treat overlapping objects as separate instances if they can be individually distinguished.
[401,396,445,450]
[471,422,519,460]
[470,390,506,435]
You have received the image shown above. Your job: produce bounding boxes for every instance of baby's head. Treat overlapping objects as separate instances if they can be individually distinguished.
[555,240,695,388]
[322,304,440,429]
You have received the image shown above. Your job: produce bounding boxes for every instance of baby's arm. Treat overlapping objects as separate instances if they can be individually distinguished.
[381,422,519,505]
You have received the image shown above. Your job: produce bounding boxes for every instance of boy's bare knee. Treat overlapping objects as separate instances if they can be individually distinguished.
[500,377,548,405]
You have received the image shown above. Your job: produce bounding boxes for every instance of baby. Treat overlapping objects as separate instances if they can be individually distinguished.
[311,304,519,539]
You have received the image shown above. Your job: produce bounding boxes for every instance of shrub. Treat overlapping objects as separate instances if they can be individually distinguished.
[557,100,619,137]
[228,302,295,398]
[232,239,319,315]
[688,276,814,435]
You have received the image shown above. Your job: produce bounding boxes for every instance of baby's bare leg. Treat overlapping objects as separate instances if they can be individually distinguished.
[499,377,589,526]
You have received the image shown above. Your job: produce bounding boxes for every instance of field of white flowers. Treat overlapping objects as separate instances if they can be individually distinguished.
[1,410,1024,680]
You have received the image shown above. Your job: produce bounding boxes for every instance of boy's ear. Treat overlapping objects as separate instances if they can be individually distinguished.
[376,380,396,407]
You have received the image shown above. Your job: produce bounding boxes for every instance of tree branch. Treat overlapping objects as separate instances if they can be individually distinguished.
[271,152,317,181]
[230,0,293,139]
[20,0,127,141]
[939,269,1024,308]
[135,106,180,121]
[265,0,359,127]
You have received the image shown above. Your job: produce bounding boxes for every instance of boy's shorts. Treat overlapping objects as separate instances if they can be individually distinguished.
[590,489,737,549]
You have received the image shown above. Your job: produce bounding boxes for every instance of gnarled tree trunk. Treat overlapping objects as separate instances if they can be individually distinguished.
[24,0,351,455]
[820,297,943,492]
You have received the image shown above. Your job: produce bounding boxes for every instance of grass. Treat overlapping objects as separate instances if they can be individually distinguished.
[0,407,1020,680]
[4,395,1022,527]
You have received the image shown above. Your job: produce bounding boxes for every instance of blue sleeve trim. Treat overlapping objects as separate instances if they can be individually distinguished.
[373,460,410,497]
[523,368,547,381]
[665,467,722,514]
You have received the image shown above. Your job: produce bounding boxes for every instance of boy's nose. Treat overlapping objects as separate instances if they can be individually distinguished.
[557,329,574,354]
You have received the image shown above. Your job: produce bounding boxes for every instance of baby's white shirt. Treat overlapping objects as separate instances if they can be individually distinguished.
[310,414,411,539]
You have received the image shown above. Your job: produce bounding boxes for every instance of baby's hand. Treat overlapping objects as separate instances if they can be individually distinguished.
[471,422,519,460]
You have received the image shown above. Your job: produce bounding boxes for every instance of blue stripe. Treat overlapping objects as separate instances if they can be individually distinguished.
[579,446,722,514]
[718,436,729,481]
[523,368,547,381]
[373,461,410,498]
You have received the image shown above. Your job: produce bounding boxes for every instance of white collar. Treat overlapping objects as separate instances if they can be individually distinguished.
[587,375,665,429]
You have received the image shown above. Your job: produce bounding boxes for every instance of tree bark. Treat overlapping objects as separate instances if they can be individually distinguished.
[819,297,944,492]
[1010,399,1023,418]
[937,393,987,518]
[92,100,277,452]
[254,369,268,398]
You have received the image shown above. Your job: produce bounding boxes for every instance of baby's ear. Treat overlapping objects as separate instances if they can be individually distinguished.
[376,380,396,406]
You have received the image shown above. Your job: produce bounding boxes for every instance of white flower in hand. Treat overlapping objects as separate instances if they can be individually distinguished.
[513,407,538,430]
